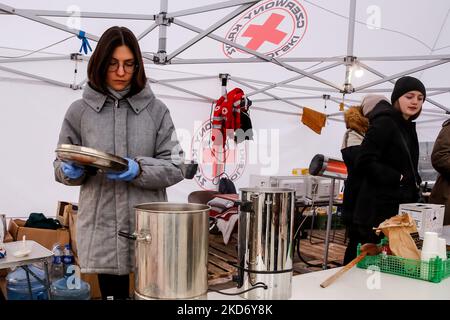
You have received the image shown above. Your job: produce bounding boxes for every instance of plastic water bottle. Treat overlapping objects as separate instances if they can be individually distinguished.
[62,244,74,276]
[6,265,48,300]
[51,276,91,300]
[51,244,64,281]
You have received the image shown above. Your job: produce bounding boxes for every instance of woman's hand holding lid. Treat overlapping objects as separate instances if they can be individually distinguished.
[106,158,140,182]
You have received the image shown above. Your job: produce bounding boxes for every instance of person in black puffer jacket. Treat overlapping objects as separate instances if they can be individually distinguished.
[346,76,426,263]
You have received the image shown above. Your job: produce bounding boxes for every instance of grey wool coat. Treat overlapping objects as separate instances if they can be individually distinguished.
[54,82,184,275]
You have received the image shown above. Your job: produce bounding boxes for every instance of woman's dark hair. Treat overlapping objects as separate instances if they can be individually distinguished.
[87,26,147,97]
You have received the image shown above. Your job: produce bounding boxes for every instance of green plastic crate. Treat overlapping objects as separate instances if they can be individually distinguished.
[356,244,450,283]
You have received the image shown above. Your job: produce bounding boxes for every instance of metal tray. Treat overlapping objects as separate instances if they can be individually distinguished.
[55,144,128,173]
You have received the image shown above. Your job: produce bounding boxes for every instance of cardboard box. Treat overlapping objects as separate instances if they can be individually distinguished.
[68,205,78,258]
[0,277,6,299]
[0,231,13,278]
[8,219,70,251]
[399,203,445,238]
[81,273,101,300]
[56,201,78,227]
[3,231,13,243]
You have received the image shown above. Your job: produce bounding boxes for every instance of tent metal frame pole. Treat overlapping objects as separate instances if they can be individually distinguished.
[359,61,450,113]
[327,118,345,123]
[232,76,341,92]
[156,93,211,103]
[356,60,450,91]
[167,3,254,61]
[0,9,156,20]
[327,111,345,117]
[77,78,87,88]
[342,0,357,95]
[137,22,159,41]
[329,96,361,104]
[421,111,450,117]
[323,177,336,269]
[172,18,343,91]
[169,55,450,64]
[246,61,343,97]
[417,117,450,124]
[142,53,156,63]
[231,77,304,110]
[328,110,450,118]
[149,77,215,102]
[167,0,260,18]
[0,65,72,88]
[252,106,300,116]
[329,97,351,109]
[170,57,345,64]
[421,109,450,115]
[0,56,71,64]
[358,55,450,61]
[427,90,450,97]
[357,87,450,93]
[253,95,360,105]
[1,1,448,119]
[157,0,169,60]
[0,3,100,42]
[158,75,217,83]
[346,0,356,56]
[253,96,325,102]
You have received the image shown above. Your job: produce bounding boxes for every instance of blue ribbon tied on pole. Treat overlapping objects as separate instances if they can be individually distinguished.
[77,30,92,55]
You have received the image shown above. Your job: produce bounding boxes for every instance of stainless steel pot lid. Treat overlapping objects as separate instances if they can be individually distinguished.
[55,144,128,173]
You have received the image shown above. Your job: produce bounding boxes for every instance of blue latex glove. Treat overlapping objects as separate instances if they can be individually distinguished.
[106,158,140,182]
[61,162,84,179]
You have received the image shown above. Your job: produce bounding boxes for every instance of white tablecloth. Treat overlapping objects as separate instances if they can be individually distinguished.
[208,266,450,300]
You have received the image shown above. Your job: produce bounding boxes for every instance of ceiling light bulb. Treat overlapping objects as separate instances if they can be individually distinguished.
[354,67,364,78]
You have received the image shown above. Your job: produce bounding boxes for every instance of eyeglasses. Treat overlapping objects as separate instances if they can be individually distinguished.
[108,60,137,74]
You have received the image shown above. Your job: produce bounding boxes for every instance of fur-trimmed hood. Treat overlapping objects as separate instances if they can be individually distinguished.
[344,106,369,136]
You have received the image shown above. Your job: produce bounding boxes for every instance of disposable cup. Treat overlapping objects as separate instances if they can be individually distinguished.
[438,238,447,260]
[421,251,439,262]
[422,232,439,254]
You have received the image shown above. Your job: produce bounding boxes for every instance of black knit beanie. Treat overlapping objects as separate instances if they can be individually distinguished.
[391,76,426,105]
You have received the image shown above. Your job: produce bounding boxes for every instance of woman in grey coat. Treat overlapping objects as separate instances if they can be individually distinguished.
[54,26,184,299]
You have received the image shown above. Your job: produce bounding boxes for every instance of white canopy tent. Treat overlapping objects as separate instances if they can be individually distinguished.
[0,0,449,217]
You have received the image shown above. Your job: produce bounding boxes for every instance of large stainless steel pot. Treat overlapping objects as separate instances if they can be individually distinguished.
[121,203,210,300]
[237,188,295,300]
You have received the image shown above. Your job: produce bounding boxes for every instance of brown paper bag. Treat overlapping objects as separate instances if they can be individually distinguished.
[374,213,421,260]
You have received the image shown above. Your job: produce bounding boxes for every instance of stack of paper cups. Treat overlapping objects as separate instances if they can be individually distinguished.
[420,232,439,280]
[437,238,447,261]
[421,232,439,261]
[438,238,447,275]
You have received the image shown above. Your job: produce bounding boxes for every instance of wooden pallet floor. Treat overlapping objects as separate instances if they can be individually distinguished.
[207,228,348,289]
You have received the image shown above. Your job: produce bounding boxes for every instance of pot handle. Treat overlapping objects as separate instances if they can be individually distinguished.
[118,231,137,240]
[234,200,253,212]
[118,230,152,243]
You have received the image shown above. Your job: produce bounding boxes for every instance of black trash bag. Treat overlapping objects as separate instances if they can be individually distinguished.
[24,213,62,230]
[218,177,237,194]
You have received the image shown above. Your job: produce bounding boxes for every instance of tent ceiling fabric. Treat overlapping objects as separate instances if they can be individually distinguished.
[1,0,450,123]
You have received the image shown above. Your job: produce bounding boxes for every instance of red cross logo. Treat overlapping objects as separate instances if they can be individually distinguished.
[202,147,236,165]
[242,13,287,51]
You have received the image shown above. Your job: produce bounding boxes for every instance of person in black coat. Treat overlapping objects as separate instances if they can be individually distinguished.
[345,76,426,262]
[341,96,386,264]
